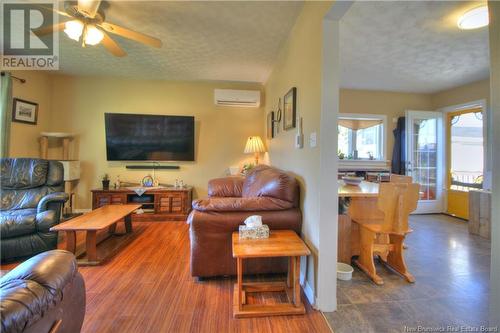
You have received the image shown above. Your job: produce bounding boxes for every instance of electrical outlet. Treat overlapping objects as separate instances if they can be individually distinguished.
[309,132,317,148]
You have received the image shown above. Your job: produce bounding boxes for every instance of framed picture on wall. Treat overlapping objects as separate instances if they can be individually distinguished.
[12,98,38,125]
[267,111,275,139]
[283,87,296,130]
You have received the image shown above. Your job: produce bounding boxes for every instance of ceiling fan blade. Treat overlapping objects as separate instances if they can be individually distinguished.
[99,22,162,48]
[33,22,66,37]
[77,0,101,18]
[35,4,72,18]
[101,32,126,57]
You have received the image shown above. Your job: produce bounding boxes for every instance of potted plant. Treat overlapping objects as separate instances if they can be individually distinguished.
[241,163,255,176]
[102,174,110,189]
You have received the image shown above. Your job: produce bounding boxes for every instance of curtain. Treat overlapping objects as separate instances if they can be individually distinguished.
[391,117,406,174]
[338,118,383,130]
[0,72,12,158]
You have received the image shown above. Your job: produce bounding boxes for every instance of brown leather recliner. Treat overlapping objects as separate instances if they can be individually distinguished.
[188,165,302,278]
[0,250,86,333]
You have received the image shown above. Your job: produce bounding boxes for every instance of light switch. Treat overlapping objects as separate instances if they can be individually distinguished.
[309,132,317,148]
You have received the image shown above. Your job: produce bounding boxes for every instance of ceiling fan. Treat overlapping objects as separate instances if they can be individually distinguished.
[36,0,162,57]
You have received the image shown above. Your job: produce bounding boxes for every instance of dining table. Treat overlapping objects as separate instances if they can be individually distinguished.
[337,180,384,264]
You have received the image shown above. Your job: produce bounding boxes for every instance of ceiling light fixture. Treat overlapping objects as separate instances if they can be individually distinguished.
[458,5,489,30]
[64,20,84,41]
[84,25,104,45]
[64,20,104,46]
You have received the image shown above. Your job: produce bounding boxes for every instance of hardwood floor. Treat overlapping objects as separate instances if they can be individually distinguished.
[2,222,331,333]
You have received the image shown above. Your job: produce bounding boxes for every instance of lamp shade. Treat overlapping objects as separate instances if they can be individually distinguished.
[244,136,266,154]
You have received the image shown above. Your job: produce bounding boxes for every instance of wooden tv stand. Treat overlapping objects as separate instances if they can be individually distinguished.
[91,186,192,221]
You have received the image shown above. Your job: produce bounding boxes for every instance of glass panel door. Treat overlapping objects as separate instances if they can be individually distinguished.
[406,111,444,213]
[446,108,484,219]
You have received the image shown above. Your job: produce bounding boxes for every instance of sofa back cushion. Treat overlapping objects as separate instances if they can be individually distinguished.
[1,159,48,189]
[208,177,244,197]
[0,159,64,211]
[242,165,298,204]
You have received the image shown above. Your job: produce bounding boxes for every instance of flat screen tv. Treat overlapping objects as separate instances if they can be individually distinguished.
[105,113,195,161]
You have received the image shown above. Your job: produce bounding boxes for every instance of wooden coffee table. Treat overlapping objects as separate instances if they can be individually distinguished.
[51,204,141,265]
[231,230,311,318]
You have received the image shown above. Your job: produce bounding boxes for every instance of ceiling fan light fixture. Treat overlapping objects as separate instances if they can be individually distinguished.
[458,5,489,30]
[64,20,84,41]
[85,25,104,45]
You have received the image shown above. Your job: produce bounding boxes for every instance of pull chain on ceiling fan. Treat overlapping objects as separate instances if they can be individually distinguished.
[35,0,163,57]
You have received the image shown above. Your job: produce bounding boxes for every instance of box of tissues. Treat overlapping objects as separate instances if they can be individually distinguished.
[239,215,269,239]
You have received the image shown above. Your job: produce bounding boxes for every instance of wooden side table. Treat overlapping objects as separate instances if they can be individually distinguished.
[231,230,311,318]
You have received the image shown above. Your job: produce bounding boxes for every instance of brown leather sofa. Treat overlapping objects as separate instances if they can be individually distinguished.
[188,165,302,278]
[0,250,86,333]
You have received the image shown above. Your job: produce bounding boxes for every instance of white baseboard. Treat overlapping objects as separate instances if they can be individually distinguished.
[303,280,316,307]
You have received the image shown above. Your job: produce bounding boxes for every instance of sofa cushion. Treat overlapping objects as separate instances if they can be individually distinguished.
[0,209,37,238]
[0,159,48,190]
[1,188,50,211]
[46,161,64,187]
[242,165,298,203]
[208,177,244,197]
[192,197,293,212]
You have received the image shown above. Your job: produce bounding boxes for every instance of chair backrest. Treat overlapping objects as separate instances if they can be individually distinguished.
[390,174,413,183]
[0,158,64,211]
[377,182,419,233]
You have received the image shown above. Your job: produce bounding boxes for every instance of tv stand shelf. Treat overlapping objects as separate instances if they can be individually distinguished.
[91,187,192,222]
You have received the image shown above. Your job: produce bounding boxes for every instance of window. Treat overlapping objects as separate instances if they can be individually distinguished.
[338,114,386,160]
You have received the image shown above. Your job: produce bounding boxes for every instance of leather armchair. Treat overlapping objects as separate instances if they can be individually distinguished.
[189,165,302,278]
[1,158,69,262]
[0,250,86,333]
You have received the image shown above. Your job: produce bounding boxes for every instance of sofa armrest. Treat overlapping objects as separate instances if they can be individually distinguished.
[1,250,77,288]
[37,192,68,214]
[192,197,293,212]
[208,177,244,197]
[0,250,84,333]
[36,210,58,232]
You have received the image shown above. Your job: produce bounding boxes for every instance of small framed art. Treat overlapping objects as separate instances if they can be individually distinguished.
[12,98,38,125]
[283,87,296,130]
[267,111,275,139]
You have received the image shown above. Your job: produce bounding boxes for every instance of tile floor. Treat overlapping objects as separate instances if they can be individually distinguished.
[324,214,491,333]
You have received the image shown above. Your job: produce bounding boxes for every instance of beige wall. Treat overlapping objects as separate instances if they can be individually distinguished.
[431,79,490,109]
[9,71,53,158]
[264,1,333,299]
[339,89,433,161]
[46,75,264,209]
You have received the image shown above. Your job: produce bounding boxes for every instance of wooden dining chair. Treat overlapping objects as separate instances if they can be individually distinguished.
[390,174,412,183]
[352,182,419,285]
[390,174,414,249]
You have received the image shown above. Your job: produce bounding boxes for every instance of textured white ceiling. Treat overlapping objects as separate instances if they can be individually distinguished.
[57,1,303,82]
[340,1,490,93]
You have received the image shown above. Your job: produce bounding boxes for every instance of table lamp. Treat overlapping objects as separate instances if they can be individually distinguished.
[244,136,266,165]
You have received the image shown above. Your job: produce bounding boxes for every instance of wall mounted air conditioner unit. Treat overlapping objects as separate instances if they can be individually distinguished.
[214,89,261,108]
